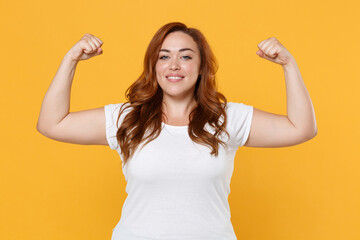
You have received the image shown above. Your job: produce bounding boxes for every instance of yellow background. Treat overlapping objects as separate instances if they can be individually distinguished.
[1,0,359,239]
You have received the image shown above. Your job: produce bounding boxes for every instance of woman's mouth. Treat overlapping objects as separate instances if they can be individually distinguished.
[166,76,184,82]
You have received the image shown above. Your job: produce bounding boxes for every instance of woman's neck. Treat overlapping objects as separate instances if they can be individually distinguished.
[161,95,198,123]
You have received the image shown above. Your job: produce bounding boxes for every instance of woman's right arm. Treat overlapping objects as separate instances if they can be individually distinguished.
[36,34,108,146]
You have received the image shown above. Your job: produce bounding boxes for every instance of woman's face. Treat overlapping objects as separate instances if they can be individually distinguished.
[155,31,201,100]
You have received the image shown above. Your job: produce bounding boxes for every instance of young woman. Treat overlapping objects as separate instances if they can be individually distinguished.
[37,22,317,240]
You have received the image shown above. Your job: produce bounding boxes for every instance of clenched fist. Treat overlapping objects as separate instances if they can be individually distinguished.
[66,33,103,62]
[256,37,294,66]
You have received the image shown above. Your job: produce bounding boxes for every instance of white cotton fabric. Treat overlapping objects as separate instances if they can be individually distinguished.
[104,102,253,240]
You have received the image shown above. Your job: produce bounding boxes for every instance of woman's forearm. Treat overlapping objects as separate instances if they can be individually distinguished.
[282,58,317,136]
[36,54,79,133]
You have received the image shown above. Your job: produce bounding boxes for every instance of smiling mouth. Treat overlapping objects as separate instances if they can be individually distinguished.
[166,76,184,82]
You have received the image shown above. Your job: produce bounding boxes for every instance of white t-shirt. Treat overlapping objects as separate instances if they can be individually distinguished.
[105,102,253,240]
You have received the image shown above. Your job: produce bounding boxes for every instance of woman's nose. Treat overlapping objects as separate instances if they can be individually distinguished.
[169,59,180,70]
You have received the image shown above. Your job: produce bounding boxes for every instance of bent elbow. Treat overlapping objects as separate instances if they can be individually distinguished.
[305,128,318,140]
[298,127,317,142]
[313,128,318,137]
[36,121,54,138]
[36,121,46,135]
[36,121,42,133]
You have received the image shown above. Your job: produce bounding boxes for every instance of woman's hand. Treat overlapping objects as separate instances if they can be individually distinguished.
[256,37,294,66]
[66,33,103,62]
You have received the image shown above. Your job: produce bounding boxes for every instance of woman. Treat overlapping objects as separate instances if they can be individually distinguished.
[37,22,317,239]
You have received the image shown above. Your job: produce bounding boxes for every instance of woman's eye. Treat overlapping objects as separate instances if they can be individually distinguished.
[159,55,192,60]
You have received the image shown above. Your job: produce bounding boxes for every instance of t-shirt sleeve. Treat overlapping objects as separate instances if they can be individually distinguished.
[226,102,254,148]
[104,103,124,150]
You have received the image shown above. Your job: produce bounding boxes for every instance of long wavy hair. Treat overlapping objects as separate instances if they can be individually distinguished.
[115,22,229,167]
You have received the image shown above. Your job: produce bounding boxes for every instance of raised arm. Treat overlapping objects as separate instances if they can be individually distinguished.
[36,33,108,146]
[244,37,317,148]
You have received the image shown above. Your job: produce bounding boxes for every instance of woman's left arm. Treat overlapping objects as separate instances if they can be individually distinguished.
[244,37,317,148]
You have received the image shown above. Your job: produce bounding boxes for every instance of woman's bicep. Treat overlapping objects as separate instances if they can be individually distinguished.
[41,107,108,146]
[244,107,314,148]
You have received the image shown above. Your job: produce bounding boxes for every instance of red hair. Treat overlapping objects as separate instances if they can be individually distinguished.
[116,22,229,167]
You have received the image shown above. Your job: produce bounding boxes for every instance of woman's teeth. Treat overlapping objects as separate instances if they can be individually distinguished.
[167,77,183,79]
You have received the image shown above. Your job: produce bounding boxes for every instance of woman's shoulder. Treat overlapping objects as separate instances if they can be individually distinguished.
[224,101,253,127]
[104,102,134,125]
[105,102,133,113]
[225,101,253,112]
[106,102,131,108]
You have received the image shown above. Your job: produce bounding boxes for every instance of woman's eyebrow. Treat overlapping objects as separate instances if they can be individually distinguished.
[160,48,195,53]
